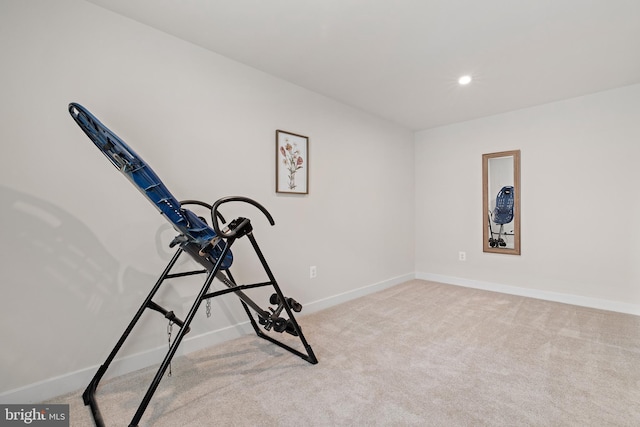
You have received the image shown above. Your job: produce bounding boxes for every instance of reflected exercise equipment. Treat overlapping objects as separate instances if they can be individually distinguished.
[68,103,317,427]
[482,150,521,255]
[488,186,514,248]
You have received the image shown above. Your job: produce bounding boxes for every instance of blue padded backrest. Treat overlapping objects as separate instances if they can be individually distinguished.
[493,186,514,225]
[68,103,232,269]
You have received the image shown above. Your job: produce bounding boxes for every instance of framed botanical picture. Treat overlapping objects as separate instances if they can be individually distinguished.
[276,130,309,194]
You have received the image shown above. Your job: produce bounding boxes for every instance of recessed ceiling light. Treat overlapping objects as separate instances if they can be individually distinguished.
[458,75,472,85]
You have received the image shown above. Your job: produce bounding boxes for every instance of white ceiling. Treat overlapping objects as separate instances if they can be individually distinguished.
[84,0,640,131]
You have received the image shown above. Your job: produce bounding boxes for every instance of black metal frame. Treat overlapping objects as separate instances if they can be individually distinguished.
[487,210,515,248]
[82,215,317,427]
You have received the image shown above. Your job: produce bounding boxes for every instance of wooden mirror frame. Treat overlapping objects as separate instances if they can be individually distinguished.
[483,150,521,255]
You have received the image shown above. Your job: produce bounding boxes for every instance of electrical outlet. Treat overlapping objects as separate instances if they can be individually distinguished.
[458,251,466,261]
[310,266,317,279]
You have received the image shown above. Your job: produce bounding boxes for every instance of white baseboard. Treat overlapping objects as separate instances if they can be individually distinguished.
[0,322,254,405]
[416,272,640,316]
[4,271,635,405]
[0,273,415,405]
[304,272,416,313]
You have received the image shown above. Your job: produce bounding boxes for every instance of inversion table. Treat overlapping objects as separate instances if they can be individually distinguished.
[68,103,317,427]
[488,185,515,248]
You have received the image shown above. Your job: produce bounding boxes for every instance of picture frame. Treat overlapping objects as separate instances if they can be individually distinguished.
[276,130,309,194]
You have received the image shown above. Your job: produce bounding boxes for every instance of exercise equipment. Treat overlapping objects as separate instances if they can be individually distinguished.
[488,185,514,247]
[68,103,317,427]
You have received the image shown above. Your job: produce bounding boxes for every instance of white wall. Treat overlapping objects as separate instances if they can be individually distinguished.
[415,83,640,313]
[0,0,414,401]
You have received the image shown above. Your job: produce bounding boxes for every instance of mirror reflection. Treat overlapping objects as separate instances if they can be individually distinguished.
[483,150,520,255]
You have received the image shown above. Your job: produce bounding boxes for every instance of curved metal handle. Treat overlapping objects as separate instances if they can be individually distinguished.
[179,199,226,224]
[210,196,275,239]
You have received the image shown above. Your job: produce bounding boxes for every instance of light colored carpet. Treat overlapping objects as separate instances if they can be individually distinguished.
[49,280,640,426]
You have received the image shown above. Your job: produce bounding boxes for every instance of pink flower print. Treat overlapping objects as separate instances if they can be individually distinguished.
[280,141,304,190]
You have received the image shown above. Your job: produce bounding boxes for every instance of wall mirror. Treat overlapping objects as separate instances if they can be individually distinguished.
[483,150,520,255]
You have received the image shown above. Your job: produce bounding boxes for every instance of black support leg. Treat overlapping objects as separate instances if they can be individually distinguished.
[245,232,318,364]
[128,250,228,426]
[83,248,186,427]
